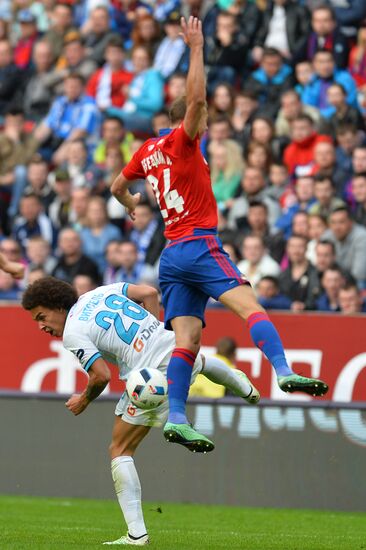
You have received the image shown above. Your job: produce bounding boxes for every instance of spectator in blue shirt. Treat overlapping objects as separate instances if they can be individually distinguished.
[300,50,358,118]
[117,240,145,284]
[80,196,122,274]
[153,11,186,80]
[335,124,360,178]
[244,47,293,119]
[0,270,21,300]
[34,72,101,165]
[339,282,366,314]
[12,193,56,254]
[276,176,316,239]
[257,275,292,310]
[118,237,159,286]
[129,202,165,268]
[316,266,344,312]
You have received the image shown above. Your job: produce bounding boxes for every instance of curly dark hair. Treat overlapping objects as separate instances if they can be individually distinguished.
[22,277,78,311]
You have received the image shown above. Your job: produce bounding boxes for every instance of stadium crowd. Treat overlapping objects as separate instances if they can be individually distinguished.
[1,0,366,315]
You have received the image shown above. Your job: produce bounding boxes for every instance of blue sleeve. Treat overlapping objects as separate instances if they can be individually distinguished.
[122,283,129,297]
[320,105,337,118]
[110,225,122,240]
[154,0,180,21]
[84,352,102,372]
[342,74,358,108]
[335,0,366,24]
[44,100,60,130]
[275,206,297,239]
[301,82,317,108]
[76,102,99,134]
[258,296,292,310]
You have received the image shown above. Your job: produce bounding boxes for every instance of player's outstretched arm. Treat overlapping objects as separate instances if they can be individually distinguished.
[111,173,141,220]
[181,16,206,140]
[0,252,24,279]
[65,358,111,415]
[126,284,160,319]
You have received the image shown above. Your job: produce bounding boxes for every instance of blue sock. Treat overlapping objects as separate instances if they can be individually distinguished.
[248,312,293,377]
[167,348,196,424]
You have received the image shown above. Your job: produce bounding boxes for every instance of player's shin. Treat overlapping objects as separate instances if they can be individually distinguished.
[247,312,293,377]
[202,356,252,397]
[111,456,147,539]
[167,348,197,424]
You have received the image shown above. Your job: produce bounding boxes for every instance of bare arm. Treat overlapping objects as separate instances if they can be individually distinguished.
[34,122,52,144]
[0,172,15,186]
[111,172,141,220]
[65,358,111,415]
[52,130,88,164]
[0,252,24,279]
[126,284,160,319]
[181,17,206,140]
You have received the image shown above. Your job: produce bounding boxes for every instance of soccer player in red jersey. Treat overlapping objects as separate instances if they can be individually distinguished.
[112,17,328,453]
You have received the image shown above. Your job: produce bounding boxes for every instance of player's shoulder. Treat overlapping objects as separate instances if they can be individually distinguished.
[164,124,198,150]
[63,313,89,349]
[136,137,160,156]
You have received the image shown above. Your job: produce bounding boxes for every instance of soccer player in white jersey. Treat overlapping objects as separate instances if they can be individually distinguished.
[22,276,259,546]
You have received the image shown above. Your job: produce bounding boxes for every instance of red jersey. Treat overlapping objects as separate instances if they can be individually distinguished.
[122,124,218,240]
[86,68,133,108]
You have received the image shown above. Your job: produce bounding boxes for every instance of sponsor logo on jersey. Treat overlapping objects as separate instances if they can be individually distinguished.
[132,320,160,352]
[127,404,136,416]
[133,338,144,352]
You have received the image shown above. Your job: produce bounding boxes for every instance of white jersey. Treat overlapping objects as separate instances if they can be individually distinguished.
[63,282,175,379]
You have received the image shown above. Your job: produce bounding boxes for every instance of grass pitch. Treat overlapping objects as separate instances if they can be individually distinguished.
[0,495,365,549]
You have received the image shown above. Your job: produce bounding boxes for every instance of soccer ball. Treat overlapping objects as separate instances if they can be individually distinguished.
[126,368,168,410]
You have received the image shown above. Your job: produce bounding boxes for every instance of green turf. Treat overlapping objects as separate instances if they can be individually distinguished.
[0,495,365,550]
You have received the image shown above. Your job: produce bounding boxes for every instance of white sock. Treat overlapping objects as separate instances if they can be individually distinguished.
[111,456,147,538]
[202,356,252,397]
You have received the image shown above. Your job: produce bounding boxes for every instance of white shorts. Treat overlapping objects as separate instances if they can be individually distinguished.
[115,353,203,427]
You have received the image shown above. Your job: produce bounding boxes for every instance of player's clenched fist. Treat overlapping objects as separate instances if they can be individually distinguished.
[125,192,141,221]
[3,260,24,279]
[180,16,203,49]
[66,393,89,415]
[0,252,24,279]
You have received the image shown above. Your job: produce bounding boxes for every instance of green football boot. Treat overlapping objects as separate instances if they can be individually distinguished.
[102,532,149,545]
[163,422,215,453]
[234,370,260,404]
[278,374,328,397]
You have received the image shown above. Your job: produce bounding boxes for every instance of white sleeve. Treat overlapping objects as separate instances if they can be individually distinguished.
[101,282,130,298]
[63,329,102,373]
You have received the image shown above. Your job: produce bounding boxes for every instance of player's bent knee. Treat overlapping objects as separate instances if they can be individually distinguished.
[109,441,135,459]
[175,337,200,354]
[219,285,265,320]
[110,420,150,459]
[172,317,202,354]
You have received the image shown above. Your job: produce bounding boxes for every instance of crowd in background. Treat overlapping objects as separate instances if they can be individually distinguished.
[1,0,366,315]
